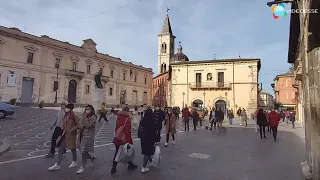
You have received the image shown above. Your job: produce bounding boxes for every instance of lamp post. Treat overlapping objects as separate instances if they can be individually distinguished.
[54,59,59,103]
[225,92,228,112]
[182,92,185,108]
[203,91,206,109]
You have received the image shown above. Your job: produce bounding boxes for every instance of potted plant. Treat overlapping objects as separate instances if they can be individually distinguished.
[38,100,44,108]
[9,98,17,105]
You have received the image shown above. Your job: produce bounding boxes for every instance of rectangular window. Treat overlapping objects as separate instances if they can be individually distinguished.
[85,84,90,94]
[55,58,60,68]
[218,72,224,87]
[196,73,202,87]
[134,75,137,82]
[123,73,126,80]
[110,70,114,78]
[27,52,34,64]
[109,87,113,96]
[72,62,77,71]
[286,92,289,99]
[144,77,147,84]
[86,65,91,74]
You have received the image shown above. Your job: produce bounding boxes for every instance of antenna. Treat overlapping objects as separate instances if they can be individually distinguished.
[166,6,170,14]
[238,52,241,58]
[213,54,216,60]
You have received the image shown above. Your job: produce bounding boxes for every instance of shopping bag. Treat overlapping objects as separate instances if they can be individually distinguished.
[255,125,259,133]
[153,145,161,166]
[113,118,129,146]
[115,143,136,163]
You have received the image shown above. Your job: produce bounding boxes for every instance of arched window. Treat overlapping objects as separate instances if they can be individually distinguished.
[207,73,212,80]
[161,64,164,73]
[164,64,167,72]
[161,43,167,53]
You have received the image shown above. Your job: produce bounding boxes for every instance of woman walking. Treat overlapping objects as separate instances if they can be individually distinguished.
[48,103,79,171]
[164,108,177,147]
[111,107,137,174]
[256,109,267,139]
[139,108,157,173]
[241,108,248,127]
[76,105,97,174]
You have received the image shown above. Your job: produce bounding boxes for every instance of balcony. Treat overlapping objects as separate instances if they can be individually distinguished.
[65,69,85,78]
[189,82,231,90]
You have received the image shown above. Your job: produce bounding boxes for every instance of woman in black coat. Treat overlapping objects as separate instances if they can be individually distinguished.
[139,108,157,173]
[257,109,267,139]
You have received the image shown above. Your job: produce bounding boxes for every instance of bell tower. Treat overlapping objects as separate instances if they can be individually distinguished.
[157,7,175,75]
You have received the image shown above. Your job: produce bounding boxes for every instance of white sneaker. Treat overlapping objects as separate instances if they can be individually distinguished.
[69,161,77,168]
[172,141,175,145]
[164,142,168,147]
[76,166,85,174]
[48,163,60,171]
[141,167,150,173]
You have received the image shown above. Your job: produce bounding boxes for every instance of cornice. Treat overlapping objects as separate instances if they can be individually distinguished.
[52,51,63,57]
[85,59,93,65]
[24,45,38,51]
[0,28,153,73]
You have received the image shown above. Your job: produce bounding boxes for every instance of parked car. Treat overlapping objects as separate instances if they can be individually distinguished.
[0,101,15,119]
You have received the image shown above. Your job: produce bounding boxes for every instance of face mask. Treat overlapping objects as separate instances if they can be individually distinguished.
[85,110,91,114]
[65,108,70,112]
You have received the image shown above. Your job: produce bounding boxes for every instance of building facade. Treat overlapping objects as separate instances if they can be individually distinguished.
[155,10,260,116]
[271,71,296,111]
[151,72,168,107]
[0,26,153,105]
[258,91,274,110]
[285,0,319,179]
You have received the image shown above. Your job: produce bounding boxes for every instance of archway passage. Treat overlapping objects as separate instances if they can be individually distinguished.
[192,99,203,108]
[68,80,77,103]
[215,100,227,114]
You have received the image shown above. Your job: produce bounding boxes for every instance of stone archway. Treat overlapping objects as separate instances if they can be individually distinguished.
[68,80,77,103]
[192,99,203,108]
[215,100,227,114]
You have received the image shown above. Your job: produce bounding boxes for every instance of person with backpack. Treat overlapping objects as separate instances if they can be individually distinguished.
[111,107,137,174]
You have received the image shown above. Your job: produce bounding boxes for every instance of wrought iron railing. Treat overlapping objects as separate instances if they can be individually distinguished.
[189,82,231,89]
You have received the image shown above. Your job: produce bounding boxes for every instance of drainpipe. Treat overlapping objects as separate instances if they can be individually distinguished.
[187,65,189,107]
[232,61,235,112]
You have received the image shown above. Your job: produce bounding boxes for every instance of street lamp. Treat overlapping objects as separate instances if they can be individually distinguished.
[182,92,185,108]
[54,58,60,103]
[203,91,206,109]
[225,92,228,111]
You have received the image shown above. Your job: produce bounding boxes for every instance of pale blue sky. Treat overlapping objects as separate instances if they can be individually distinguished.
[0,0,292,94]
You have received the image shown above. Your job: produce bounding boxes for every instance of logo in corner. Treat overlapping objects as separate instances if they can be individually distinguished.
[271,3,287,19]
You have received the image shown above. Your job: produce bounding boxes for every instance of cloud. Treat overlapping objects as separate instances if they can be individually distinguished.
[0,0,292,94]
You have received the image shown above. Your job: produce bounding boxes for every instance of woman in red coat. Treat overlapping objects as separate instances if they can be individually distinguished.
[267,108,281,141]
[111,107,137,174]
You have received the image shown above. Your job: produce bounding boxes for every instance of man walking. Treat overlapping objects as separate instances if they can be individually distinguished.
[45,101,67,158]
[182,106,191,131]
[237,107,242,125]
[153,104,165,142]
[209,107,216,131]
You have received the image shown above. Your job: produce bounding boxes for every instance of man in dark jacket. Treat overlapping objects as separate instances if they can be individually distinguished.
[153,104,165,143]
[215,108,225,133]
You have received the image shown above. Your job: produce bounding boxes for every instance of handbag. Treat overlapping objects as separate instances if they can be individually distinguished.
[113,118,129,146]
[153,145,161,166]
[115,143,136,163]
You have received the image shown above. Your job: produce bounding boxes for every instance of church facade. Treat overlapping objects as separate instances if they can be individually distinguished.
[154,10,261,116]
[0,26,153,106]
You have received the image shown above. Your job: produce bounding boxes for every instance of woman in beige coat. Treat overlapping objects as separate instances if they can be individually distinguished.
[164,108,177,147]
[49,103,80,171]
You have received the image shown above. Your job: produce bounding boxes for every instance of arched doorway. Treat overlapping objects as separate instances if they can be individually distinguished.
[192,99,203,108]
[68,80,77,103]
[215,100,227,114]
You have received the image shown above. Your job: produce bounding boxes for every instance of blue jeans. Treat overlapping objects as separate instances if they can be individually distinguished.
[271,126,278,140]
[229,118,233,124]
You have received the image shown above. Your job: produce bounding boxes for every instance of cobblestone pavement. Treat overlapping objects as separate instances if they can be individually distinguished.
[0,107,187,162]
[0,119,305,180]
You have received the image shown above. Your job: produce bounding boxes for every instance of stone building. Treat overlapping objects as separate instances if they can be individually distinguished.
[285,0,319,179]
[271,71,296,111]
[155,10,261,116]
[151,72,168,107]
[258,91,274,110]
[0,26,153,106]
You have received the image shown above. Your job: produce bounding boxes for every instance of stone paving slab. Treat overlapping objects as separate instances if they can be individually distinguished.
[0,123,305,180]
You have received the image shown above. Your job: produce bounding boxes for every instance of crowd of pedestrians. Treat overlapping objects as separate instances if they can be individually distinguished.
[44,101,294,175]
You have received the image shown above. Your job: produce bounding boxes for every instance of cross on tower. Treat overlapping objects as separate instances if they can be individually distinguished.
[166,6,170,14]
